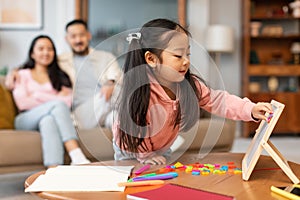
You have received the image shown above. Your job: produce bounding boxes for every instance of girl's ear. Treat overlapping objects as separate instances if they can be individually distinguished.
[144,51,158,69]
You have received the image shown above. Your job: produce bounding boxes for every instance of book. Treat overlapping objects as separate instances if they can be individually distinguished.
[127,183,235,200]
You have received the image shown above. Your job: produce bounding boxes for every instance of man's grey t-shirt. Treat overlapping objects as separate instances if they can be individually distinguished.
[73,54,101,108]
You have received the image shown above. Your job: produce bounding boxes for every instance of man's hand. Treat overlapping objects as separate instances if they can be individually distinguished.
[5,69,19,90]
[100,80,115,101]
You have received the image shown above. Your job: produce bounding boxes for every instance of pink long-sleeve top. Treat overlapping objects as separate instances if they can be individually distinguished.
[13,69,72,111]
[113,73,256,162]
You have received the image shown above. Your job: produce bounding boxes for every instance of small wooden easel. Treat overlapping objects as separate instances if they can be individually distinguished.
[242,100,300,184]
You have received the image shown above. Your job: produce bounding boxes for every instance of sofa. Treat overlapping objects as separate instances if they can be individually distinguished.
[0,76,236,174]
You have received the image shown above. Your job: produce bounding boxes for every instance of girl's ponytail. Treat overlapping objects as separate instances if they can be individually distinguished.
[118,32,151,153]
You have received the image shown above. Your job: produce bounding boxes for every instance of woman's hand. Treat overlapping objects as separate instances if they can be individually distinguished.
[251,102,273,121]
[5,69,19,90]
[58,86,71,96]
[143,155,166,165]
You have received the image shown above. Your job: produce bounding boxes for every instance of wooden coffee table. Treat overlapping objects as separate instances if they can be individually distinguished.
[24,153,300,200]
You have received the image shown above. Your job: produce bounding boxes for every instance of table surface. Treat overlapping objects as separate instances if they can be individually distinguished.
[24,153,300,200]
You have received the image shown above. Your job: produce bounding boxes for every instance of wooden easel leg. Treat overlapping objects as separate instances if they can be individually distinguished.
[262,140,300,184]
[267,140,289,166]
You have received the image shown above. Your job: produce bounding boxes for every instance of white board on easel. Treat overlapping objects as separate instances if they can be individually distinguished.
[242,100,300,184]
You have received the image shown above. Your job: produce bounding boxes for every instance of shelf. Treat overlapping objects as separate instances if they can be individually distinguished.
[248,65,300,76]
[243,0,300,137]
[249,91,300,96]
[251,15,299,20]
[251,35,300,39]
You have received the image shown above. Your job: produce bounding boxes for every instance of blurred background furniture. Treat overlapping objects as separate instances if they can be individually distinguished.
[242,0,300,137]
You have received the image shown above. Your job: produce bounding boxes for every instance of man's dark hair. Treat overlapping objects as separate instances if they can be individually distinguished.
[65,19,88,31]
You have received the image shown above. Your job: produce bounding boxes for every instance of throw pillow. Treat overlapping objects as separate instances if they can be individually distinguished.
[0,83,16,129]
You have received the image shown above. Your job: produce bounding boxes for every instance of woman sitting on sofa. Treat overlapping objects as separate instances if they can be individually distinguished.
[12,35,90,168]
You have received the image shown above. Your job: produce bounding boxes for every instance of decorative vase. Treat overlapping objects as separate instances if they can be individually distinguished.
[250,22,262,37]
[268,76,279,92]
[289,0,300,17]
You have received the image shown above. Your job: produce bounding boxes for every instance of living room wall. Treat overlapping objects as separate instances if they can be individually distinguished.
[209,0,241,96]
[209,0,242,137]
[0,0,75,70]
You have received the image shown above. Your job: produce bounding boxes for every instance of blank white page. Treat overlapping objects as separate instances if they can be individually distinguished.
[25,165,134,192]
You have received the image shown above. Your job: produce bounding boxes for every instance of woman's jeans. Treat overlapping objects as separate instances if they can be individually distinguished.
[15,101,78,166]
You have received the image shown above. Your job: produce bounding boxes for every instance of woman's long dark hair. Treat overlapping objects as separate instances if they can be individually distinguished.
[21,35,72,91]
[118,18,205,154]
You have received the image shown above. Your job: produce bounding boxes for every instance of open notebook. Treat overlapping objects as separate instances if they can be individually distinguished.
[25,165,134,192]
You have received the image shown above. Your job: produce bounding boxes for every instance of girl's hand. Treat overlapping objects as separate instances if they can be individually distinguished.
[143,155,166,165]
[251,102,273,121]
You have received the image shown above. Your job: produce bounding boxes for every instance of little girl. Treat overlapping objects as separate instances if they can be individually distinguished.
[113,18,272,165]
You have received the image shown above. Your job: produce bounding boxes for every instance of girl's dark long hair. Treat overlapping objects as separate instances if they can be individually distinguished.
[117,18,204,154]
[21,35,72,91]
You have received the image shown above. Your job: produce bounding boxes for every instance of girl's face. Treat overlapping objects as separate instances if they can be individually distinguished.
[154,32,190,85]
[31,38,55,67]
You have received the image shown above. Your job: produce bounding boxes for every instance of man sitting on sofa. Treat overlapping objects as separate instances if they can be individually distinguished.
[6,19,122,130]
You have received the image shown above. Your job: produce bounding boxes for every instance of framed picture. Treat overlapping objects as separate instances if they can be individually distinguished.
[0,0,43,30]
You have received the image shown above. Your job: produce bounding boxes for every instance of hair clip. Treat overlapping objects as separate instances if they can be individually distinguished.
[126,32,141,43]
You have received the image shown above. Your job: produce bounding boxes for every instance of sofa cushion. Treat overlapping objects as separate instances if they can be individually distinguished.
[0,81,17,129]
[0,130,43,166]
[178,118,236,153]
[77,128,114,161]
